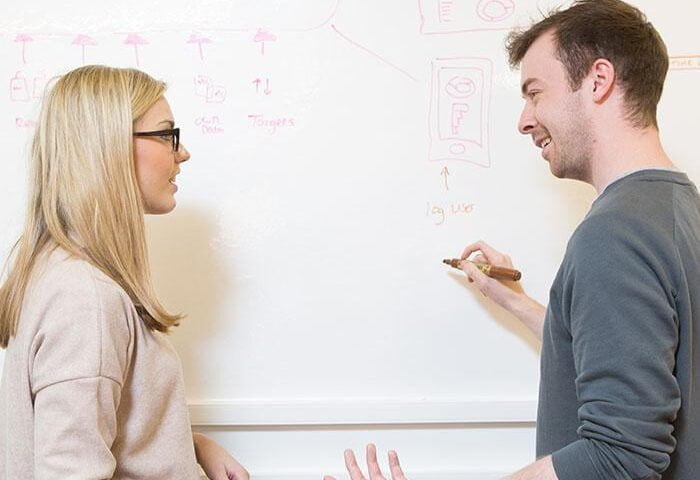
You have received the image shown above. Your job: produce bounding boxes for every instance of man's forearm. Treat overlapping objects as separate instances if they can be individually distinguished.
[502,456,558,480]
[508,294,546,341]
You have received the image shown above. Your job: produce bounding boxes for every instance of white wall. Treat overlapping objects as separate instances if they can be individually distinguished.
[1,0,699,477]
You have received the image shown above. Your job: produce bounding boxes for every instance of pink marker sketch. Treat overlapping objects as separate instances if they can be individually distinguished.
[252,78,272,95]
[287,0,341,32]
[330,24,417,82]
[253,29,277,55]
[428,57,493,167]
[14,34,34,64]
[195,115,224,134]
[32,73,46,99]
[15,117,37,129]
[72,34,98,64]
[419,0,519,34]
[438,1,455,23]
[194,75,227,103]
[476,0,515,22]
[10,71,30,102]
[124,33,149,67]
[187,33,212,61]
[248,114,296,135]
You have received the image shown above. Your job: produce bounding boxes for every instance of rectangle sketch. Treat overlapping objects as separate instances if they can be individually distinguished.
[419,0,520,34]
[428,57,492,167]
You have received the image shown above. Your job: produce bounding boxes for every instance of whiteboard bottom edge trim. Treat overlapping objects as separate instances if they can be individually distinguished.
[188,398,538,426]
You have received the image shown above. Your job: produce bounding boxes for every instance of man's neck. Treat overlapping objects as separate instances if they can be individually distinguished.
[589,123,675,193]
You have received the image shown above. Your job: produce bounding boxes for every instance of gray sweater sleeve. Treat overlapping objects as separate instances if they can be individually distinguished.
[551,214,681,480]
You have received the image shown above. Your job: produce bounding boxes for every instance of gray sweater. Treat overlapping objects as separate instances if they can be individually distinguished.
[537,170,700,479]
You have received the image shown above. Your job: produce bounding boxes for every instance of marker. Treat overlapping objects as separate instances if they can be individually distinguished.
[442,258,522,281]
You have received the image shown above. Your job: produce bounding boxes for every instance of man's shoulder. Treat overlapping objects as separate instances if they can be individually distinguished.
[596,169,694,218]
[562,175,687,282]
[575,172,683,245]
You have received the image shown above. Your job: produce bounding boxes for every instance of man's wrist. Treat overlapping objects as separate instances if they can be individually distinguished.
[508,294,545,338]
[508,293,538,319]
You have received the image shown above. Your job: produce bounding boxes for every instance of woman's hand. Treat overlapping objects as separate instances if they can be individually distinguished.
[193,432,250,480]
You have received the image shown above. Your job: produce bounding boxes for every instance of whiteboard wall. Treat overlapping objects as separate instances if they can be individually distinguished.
[1,0,699,426]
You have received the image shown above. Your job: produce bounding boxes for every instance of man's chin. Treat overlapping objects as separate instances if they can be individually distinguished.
[549,166,566,179]
[548,159,574,180]
[548,159,591,183]
[547,159,564,178]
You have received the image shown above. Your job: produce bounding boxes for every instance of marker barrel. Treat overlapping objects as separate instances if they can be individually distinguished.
[442,259,522,281]
[481,264,522,281]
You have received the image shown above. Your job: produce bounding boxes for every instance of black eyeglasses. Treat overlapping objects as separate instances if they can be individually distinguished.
[133,127,180,152]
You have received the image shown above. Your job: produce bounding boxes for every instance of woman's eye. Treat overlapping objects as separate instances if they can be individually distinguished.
[160,135,172,141]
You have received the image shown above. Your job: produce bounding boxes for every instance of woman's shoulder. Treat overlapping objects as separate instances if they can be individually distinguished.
[30,246,133,307]
[21,246,139,392]
[21,246,139,341]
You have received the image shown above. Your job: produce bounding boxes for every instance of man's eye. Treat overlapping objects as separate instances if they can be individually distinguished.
[160,134,172,141]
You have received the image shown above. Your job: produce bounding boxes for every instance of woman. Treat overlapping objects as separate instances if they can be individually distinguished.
[0,65,248,480]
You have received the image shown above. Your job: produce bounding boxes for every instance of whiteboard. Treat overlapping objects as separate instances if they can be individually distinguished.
[1,0,698,417]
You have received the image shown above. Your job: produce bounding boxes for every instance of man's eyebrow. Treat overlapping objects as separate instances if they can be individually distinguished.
[521,78,539,96]
[157,119,175,128]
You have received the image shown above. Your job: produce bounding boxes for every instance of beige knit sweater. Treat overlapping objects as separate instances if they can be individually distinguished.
[0,247,201,479]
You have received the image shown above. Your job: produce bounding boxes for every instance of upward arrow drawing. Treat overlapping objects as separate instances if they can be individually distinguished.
[441,166,450,191]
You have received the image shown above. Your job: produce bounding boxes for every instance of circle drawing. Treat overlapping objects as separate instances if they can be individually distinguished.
[450,143,467,155]
[476,0,516,23]
[445,76,476,99]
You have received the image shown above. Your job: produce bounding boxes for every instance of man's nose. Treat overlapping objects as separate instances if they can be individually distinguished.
[518,103,537,135]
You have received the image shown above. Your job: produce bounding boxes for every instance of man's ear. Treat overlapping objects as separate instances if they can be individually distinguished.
[590,58,616,102]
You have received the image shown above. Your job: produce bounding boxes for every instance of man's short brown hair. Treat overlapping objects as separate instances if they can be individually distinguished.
[506,0,668,128]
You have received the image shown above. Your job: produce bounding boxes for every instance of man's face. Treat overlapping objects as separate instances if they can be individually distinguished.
[518,31,593,182]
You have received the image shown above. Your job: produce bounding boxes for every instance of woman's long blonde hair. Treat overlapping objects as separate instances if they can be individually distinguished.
[0,65,182,348]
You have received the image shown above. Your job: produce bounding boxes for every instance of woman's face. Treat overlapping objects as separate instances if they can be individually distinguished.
[133,97,190,214]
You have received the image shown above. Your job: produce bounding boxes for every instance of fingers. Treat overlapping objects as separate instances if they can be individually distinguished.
[223,454,250,480]
[323,477,337,480]
[472,253,487,264]
[388,450,408,480]
[210,464,230,480]
[366,443,387,480]
[461,240,495,261]
[227,464,250,480]
[461,261,491,289]
[345,449,368,480]
[342,445,406,480]
[460,240,513,268]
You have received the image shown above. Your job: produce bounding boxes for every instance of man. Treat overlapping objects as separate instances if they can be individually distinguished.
[327,0,700,479]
